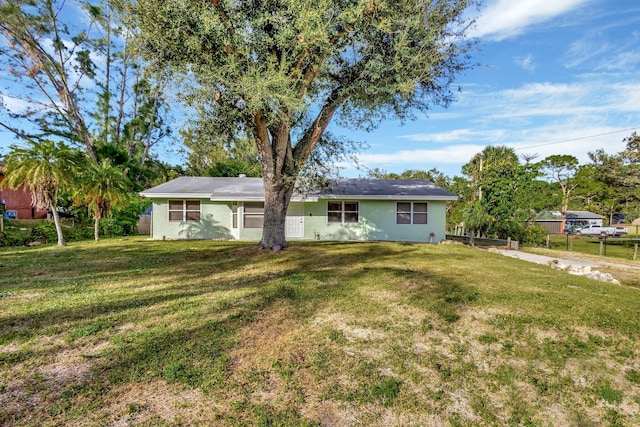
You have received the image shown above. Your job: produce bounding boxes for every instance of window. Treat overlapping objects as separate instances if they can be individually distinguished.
[328,201,359,224]
[396,202,428,224]
[231,202,238,228]
[244,202,264,228]
[168,200,201,222]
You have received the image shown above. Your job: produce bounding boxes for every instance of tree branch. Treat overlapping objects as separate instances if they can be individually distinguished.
[292,86,349,167]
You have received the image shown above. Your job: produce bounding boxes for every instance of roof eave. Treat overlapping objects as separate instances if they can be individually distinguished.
[140,192,212,199]
[319,195,458,201]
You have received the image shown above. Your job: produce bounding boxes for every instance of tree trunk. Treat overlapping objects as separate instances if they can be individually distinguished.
[50,205,66,247]
[94,217,100,242]
[258,179,295,251]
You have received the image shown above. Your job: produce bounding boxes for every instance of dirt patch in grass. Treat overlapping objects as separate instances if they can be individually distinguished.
[92,381,212,426]
[228,305,303,372]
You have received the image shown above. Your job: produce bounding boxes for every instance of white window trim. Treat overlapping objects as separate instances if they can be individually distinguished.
[396,202,428,225]
[168,200,201,222]
[327,201,359,224]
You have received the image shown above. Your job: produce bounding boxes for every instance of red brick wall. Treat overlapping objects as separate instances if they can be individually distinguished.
[0,176,48,219]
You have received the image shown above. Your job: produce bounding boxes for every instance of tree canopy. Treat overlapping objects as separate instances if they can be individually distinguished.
[0,0,172,182]
[132,0,478,250]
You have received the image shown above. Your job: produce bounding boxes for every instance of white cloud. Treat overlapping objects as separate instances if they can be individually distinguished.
[565,38,613,68]
[514,54,536,72]
[357,144,486,166]
[345,123,636,178]
[0,94,31,113]
[458,80,640,123]
[472,0,590,41]
[399,129,507,143]
[595,50,640,71]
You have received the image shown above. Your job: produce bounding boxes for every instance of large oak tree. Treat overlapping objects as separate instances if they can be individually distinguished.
[133,0,477,250]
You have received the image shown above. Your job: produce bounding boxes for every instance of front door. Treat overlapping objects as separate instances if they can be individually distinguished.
[285,203,304,238]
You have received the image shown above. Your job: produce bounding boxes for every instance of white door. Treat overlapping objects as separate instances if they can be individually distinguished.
[285,203,304,238]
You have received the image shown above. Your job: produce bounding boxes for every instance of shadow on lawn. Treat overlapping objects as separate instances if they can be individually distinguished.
[0,240,477,345]
[0,240,479,424]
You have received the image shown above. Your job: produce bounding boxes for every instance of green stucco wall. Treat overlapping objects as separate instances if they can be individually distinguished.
[149,199,448,243]
[151,200,237,240]
[302,199,447,242]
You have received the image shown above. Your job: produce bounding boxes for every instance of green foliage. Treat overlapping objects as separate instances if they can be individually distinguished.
[98,197,149,238]
[0,0,172,189]
[1,140,81,246]
[462,201,494,236]
[99,218,125,238]
[458,146,549,240]
[73,158,132,240]
[28,222,58,244]
[625,369,640,385]
[27,221,94,244]
[1,140,80,211]
[132,0,478,249]
[370,377,402,407]
[539,154,579,216]
[517,225,548,246]
[581,134,640,222]
[0,229,30,247]
[368,168,451,188]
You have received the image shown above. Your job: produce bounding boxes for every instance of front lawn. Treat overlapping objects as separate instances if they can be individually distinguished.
[0,238,639,426]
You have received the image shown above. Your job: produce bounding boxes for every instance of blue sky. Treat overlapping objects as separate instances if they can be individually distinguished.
[2,0,639,180]
[337,0,640,178]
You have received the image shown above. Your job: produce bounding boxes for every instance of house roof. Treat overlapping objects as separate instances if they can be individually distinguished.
[140,177,458,202]
[535,210,605,221]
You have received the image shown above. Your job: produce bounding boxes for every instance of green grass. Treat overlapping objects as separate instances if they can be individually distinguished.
[0,238,639,426]
[543,234,640,260]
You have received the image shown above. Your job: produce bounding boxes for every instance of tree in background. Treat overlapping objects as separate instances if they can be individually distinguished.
[0,140,79,246]
[368,168,451,189]
[74,158,131,241]
[582,134,640,223]
[182,128,261,177]
[462,201,493,246]
[539,155,579,222]
[0,0,172,185]
[460,146,545,240]
[133,0,478,250]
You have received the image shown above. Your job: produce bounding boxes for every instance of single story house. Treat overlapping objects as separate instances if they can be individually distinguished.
[535,210,604,234]
[139,177,457,242]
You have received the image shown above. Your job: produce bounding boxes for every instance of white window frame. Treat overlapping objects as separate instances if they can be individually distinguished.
[396,202,428,225]
[327,201,359,224]
[168,200,201,222]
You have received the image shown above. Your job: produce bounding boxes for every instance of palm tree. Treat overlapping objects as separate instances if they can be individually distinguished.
[74,159,131,241]
[1,140,79,246]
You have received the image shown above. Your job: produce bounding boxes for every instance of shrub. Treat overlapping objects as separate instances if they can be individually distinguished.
[0,229,30,247]
[29,221,58,243]
[519,225,548,246]
[98,197,151,238]
[99,218,125,237]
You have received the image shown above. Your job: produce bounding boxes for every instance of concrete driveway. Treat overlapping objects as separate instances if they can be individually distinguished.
[489,249,640,285]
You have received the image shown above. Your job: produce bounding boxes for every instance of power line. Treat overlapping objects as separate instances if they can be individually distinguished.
[513,126,640,151]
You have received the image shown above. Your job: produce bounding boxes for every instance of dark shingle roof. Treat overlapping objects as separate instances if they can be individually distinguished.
[536,210,605,221]
[140,177,457,201]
